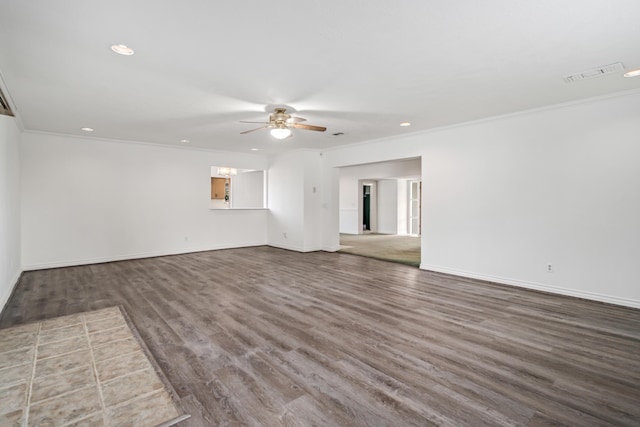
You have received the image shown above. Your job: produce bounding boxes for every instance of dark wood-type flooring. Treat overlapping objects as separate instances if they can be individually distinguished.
[2,246,640,426]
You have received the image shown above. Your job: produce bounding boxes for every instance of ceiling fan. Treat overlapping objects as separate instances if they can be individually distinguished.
[240,108,326,139]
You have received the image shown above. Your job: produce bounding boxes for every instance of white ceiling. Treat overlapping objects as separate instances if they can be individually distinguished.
[1,1,639,155]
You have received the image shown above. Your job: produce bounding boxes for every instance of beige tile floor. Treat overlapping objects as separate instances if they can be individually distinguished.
[0,306,188,427]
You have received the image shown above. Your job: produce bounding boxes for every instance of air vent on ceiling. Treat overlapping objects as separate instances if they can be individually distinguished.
[563,62,624,83]
[0,87,14,117]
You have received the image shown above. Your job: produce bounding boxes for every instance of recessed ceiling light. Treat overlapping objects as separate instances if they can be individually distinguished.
[111,44,134,55]
[400,122,411,127]
[251,148,259,151]
[180,139,189,143]
[81,127,94,132]
[624,68,640,78]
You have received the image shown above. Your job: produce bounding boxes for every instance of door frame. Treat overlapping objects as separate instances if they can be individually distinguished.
[358,180,377,234]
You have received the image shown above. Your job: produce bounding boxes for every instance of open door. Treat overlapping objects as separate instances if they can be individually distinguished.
[363,184,371,231]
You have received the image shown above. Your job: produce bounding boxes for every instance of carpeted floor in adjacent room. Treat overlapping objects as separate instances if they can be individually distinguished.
[339,233,421,266]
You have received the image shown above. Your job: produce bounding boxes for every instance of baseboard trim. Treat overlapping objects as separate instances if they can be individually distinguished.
[1,269,24,316]
[22,242,268,271]
[419,264,640,309]
[267,242,306,252]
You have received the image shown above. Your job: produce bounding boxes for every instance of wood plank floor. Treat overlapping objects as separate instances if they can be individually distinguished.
[2,246,640,426]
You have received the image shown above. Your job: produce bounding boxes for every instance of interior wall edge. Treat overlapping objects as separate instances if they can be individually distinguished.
[420,263,640,309]
[0,269,22,316]
[21,242,267,272]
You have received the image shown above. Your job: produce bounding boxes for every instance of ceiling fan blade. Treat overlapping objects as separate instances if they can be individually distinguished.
[287,116,307,123]
[292,123,327,132]
[240,125,268,134]
[240,120,268,124]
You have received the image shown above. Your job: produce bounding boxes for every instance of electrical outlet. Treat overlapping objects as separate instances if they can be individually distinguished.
[283,232,287,239]
[547,263,553,273]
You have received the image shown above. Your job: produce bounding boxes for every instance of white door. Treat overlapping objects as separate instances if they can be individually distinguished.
[409,180,421,236]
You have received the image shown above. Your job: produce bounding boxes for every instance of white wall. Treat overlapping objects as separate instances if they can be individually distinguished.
[303,151,324,252]
[231,170,265,209]
[0,115,21,311]
[267,150,305,251]
[268,149,325,252]
[324,91,640,308]
[21,132,269,269]
[338,174,360,234]
[321,164,341,251]
[377,179,398,234]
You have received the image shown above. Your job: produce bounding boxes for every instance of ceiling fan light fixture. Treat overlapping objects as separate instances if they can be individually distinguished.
[270,127,292,139]
[241,108,324,137]
[218,167,237,176]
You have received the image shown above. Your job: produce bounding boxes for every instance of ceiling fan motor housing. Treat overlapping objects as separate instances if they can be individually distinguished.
[240,107,325,135]
[270,108,291,128]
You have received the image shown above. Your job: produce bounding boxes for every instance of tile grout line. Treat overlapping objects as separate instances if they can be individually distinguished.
[34,326,132,364]
[23,321,42,427]
[108,387,167,411]
[100,365,153,386]
[4,308,186,426]
[83,313,109,426]
[26,384,97,407]
[35,337,132,362]
[36,314,122,347]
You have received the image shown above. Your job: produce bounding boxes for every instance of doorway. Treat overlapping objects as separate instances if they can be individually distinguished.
[337,157,421,266]
[363,184,372,231]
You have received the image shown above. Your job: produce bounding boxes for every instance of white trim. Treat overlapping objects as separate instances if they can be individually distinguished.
[22,129,267,158]
[420,264,640,309]
[209,208,269,211]
[1,269,23,313]
[22,242,267,271]
[267,242,306,252]
[324,88,640,156]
